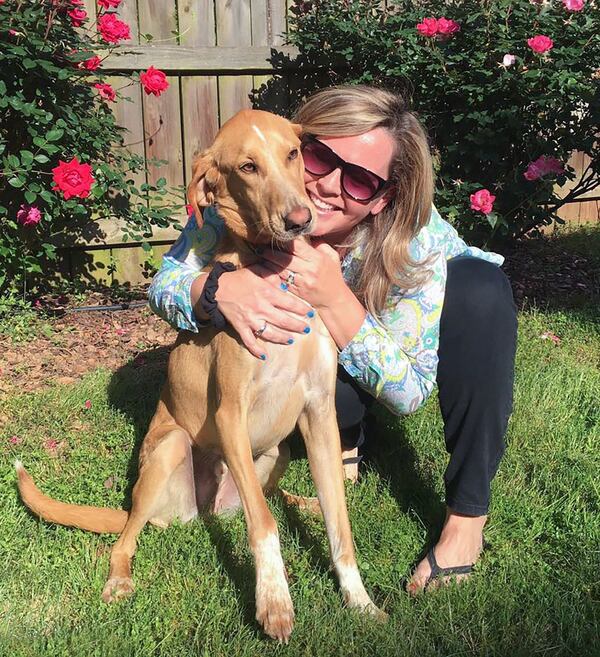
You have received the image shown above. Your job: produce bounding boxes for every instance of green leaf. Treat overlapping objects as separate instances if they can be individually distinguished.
[34,154,49,163]
[141,241,152,252]
[7,154,20,168]
[20,150,34,166]
[45,129,64,142]
[8,176,25,188]
[24,190,37,204]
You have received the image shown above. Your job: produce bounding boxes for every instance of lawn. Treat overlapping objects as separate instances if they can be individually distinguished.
[1,228,598,657]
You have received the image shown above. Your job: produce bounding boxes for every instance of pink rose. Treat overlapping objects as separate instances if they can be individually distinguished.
[94,82,116,101]
[140,66,169,96]
[79,54,102,70]
[16,205,42,227]
[437,17,460,36]
[563,0,584,10]
[68,8,87,27]
[470,189,496,215]
[98,13,130,43]
[52,157,95,199]
[502,54,516,67]
[98,0,123,8]
[524,156,565,181]
[186,204,194,217]
[527,35,554,54]
[417,17,438,37]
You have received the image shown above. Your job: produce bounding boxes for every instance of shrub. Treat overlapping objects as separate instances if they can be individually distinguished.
[279,0,600,246]
[0,0,182,294]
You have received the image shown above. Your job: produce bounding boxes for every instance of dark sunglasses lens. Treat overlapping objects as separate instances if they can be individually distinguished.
[302,140,337,175]
[343,165,381,201]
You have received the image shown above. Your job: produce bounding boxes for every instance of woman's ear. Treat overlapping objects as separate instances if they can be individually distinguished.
[370,186,396,216]
[186,150,220,226]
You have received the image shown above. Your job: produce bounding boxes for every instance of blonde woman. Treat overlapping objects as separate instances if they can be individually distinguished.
[148,85,517,593]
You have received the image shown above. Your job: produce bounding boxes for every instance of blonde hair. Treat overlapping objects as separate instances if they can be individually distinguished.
[293,85,434,318]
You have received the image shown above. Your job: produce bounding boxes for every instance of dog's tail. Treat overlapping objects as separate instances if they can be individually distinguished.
[15,460,128,534]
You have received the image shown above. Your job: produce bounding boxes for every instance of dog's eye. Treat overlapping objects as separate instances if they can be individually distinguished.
[240,162,257,173]
[288,149,299,161]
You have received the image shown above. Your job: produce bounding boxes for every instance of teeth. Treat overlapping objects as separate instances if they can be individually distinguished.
[309,192,336,212]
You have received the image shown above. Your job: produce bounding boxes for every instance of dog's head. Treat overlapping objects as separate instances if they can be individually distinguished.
[187,109,315,244]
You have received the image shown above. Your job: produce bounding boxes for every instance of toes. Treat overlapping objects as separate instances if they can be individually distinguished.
[101,576,135,603]
[256,594,295,644]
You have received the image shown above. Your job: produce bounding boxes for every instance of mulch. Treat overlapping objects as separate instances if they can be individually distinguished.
[1,233,598,399]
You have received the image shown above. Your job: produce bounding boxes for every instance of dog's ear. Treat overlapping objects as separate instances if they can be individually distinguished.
[186,150,221,226]
[289,123,303,139]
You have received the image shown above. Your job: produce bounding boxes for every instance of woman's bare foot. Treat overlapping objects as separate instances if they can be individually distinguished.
[342,446,359,483]
[406,508,487,594]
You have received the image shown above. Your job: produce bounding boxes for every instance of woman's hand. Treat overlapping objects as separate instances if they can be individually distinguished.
[259,239,348,310]
[213,265,315,360]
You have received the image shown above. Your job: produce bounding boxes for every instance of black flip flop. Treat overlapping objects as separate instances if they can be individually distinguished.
[424,548,474,588]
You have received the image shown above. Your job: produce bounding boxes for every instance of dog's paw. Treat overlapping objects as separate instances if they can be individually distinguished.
[255,585,295,643]
[101,576,135,603]
[344,591,388,623]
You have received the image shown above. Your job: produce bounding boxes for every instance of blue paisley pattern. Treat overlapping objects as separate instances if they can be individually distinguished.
[148,205,504,415]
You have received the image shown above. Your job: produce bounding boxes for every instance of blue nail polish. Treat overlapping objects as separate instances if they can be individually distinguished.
[280,282,288,291]
[307,310,315,318]
[260,354,267,360]
[287,338,294,345]
[303,326,311,334]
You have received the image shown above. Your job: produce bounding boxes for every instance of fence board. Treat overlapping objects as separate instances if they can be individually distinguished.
[216,0,253,124]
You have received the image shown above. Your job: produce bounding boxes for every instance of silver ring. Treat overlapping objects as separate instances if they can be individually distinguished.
[285,270,296,286]
[254,320,268,338]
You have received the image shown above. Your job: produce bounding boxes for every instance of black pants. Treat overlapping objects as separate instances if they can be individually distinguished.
[336,256,517,516]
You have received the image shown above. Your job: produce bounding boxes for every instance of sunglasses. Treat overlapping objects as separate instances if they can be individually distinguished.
[301,136,391,203]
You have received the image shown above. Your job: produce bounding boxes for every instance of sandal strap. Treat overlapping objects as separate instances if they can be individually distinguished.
[425,547,474,586]
[342,455,363,465]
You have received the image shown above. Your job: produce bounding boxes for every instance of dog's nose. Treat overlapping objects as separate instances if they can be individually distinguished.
[283,205,312,233]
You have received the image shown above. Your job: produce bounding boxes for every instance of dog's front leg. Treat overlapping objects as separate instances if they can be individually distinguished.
[215,401,294,643]
[298,402,387,620]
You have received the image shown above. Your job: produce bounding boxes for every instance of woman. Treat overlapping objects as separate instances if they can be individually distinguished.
[148,85,517,593]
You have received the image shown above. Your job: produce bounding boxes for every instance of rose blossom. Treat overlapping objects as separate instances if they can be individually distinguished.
[186,204,194,217]
[98,0,123,8]
[502,54,516,67]
[68,8,87,27]
[437,17,460,36]
[52,157,94,199]
[527,35,554,54]
[524,156,565,181]
[94,82,116,101]
[98,13,130,43]
[563,0,584,10]
[16,205,42,227]
[79,54,102,70]
[140,66,169,96]
[470,189,496,215]
[417,17,438,37]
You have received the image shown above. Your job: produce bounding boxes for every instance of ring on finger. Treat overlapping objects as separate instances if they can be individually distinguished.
[285,270,296,286]
[253,320,268,338]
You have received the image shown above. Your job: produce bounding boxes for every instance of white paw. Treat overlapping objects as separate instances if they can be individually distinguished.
[101,576,135,603]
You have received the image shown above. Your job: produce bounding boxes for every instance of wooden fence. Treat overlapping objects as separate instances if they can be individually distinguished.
[63,0,598,286]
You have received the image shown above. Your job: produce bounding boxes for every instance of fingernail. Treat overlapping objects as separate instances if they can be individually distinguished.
[280,282,288,291]
[303,326,311,334]
[307,310,315,318]
[287,338,294,345]
[260,354,267,360]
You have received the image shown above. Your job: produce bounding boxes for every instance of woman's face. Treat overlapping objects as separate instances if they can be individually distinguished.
[303,127,396,244]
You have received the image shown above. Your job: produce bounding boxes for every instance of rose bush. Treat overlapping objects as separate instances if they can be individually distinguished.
[0,0,180,294]
[269,0,599,245]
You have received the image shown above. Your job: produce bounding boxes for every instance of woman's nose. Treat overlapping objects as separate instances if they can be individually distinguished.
[316,166,343,197]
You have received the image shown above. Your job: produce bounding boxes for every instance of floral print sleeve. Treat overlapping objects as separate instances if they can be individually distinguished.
[147,207,224,332]
[338,206,504,415]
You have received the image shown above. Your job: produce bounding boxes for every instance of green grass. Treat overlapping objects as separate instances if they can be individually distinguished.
[1,287,599,656]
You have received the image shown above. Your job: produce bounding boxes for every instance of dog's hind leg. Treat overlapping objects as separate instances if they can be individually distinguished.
[101,425,195,603]
[298,404,386,620]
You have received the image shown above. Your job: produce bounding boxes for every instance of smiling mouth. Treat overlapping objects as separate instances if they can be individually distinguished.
[308,191,338,213]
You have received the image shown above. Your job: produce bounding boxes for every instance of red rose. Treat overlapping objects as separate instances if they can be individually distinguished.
[527,35,553,54]
[68,8,87,27]
[98,0,122,8]
[437,17,460,36]
[16,205,42,227]
[140,66,169,96]
[79,54,102,70]
[52,157,94,199]
[470,189,496,215]
[417,17,438,37]
[94,82,116,101]
[98,13,130,43]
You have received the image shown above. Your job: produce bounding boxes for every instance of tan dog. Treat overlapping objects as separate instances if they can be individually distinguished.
[16,109,383,642]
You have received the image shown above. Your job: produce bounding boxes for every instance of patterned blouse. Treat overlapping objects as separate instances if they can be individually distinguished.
[148,205,504,416]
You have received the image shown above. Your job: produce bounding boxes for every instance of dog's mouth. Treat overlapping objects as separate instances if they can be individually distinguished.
[267,216,315,243]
